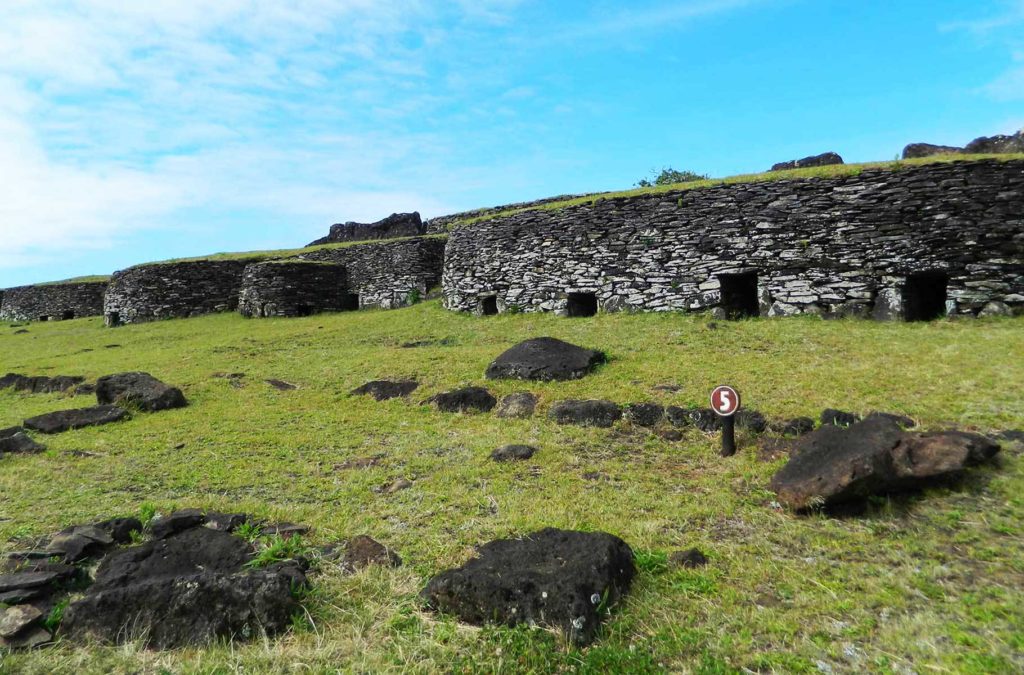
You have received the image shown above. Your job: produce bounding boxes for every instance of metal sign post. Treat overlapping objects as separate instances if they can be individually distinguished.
[710,385,740,457]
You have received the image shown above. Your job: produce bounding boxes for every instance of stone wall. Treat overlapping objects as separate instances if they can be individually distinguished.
[442,159,1024,320]
[238,261,352,318]
[0,281,108,322]
[424,194,610,234]
[103,259,258,325]
[297,237,446,309]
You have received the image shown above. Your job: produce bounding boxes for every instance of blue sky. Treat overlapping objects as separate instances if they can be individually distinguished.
[1,0,1022,287]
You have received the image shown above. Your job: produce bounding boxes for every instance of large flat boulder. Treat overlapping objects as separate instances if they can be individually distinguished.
[0,373,85,394]
[427,386,496,413]
[23,405,127,434]
[351,380,419,401]
[95,372,187,412]
[770,416,1000,509]
[422,528,635,644]
[485,338,606,381]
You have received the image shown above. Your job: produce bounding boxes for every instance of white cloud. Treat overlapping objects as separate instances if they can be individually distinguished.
[944,1,1024,101]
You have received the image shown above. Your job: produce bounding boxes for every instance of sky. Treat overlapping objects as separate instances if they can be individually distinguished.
[1,0,1022,287]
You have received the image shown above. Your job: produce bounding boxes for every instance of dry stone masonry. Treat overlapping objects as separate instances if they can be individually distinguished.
[442,159,1024,320]
[103,259,258,325]
[0,280,107,322]
[238,260,353,318]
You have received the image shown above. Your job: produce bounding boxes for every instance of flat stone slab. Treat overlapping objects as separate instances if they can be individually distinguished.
[485,337,606,381]
[427,386,496,413]
[96,372,187,411]
[351,380,419,401]
[494,392,537,419]
[23,405,127,434]
[549,400,622,428]
[0,431,45,454]
[0,373,85,394]
[421,528,635,644]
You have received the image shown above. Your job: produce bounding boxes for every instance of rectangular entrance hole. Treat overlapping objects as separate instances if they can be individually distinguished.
[717,272,760,319]
[295,304,315,317]
[106,312,121,327]
[902,271,948,321]
[340,293,360,311]
[38,315,50,322]
[566,292,597,318]
[480,296,498,316]
[61,310,75,320]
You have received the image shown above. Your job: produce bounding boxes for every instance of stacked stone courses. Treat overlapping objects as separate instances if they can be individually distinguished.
[103,259,258,325]
[238,261,351,318]
[441,159,1024,319]
[0,281,108,322]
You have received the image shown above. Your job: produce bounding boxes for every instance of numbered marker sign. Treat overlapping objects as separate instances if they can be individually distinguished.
[710,385,740,417]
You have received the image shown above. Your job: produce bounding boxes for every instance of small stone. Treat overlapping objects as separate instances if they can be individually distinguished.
[485,338,606,381]
[351,380,419,401]
[0,626,51,650]
[428,387,496,413]
[494,392,538,419]
[669,548,708,568]
[260,522,310,536]
[341,535,402,571]
[265,379,298,391]
[624,403,665,427]
[659,429,684,442]
[774,417,815,436]
[549,400,622,428]
[95,372,187,411]
[0,605,43,638]
[491,445,537,462]
[821,409,860,427]
[0,432,45,454]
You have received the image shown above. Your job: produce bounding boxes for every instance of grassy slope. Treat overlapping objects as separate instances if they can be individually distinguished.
[0,305,1022,674]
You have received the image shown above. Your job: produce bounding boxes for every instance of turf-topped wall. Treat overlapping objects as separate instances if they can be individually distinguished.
[238,260,353,318]
[0,280,108,322]
[442,159,1024,320]
[104,260,258,325]
[297,237,446,309]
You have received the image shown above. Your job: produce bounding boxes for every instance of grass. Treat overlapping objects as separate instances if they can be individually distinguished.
[450,153,1024,227]
[31,275,111,287]
[0,302,1022,673]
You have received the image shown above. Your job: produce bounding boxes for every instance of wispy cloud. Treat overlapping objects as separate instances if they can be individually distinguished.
[944,1,1024,101]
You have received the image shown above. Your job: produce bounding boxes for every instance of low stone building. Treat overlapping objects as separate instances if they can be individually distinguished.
[297,237,446,310]
[442,159,1024,320]
[0,279,108,322]
[103,259,258,326]
[238,260,354,318]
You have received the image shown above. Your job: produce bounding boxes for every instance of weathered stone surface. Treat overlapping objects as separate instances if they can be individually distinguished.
[0,425,23,439]
[549,400,622,428]
[0,605,43,638]
[351,380,419,400]
[0,373,85,394]
[864,411,916,429]
[624,403,665,427]
[964,130,1024,154]
[428,387,496,413]
[95,372,187,412]
[773,417,816,436]
[0,281,107,323]
[23,405,127,434]
[902,143,963,159]
[307,212,426,246]
[494,392,538,419]
[669,548,708,568]
[821,409,861,427]
[485,338,606,381]
[0,431,45,454]
[341,535,402,571]
[667,406,719,431]
[0,571,67,593]
[95,517,144,544]
[421,528,635,644]
[442,160,1024,319]
[979,301,1012,317]
[770,152,843,171]
[238,261,352,318]
[150,509,207,539]
[491,444,537,462]
[770,416,1001,509]
[47,525,115,563]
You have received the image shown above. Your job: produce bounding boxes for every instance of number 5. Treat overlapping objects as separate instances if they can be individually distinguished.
[719,390,731,413]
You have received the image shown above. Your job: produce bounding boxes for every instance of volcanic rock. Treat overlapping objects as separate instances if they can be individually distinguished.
[0,431,45,454]
[624,403,665,427]
[428,386,496,413]
[23,405,127,434]
[490,444,537,462]
[485,337,606,381]
[95,372,187,412]
[421,528,635,644]
[351,380,419,401]
[964,130,1024,154]
[0,605,43,638]
[770,152,844,171]
[341,535,402,571]
[902,143,964,159]
[821,408,860,427]
[669,548,708,568]
[494,392,538,419]
[0,374,85,394]
[47,525,115,563]
[150,509,207,539]
[265,379,298,391]
[549,400,622,428]
[773,417,816,436]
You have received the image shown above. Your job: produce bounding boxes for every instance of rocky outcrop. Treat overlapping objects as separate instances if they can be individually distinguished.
[421,528,635,644]
[902,143,964,159]
[770,152,843,171]
[485,338,606,381]
[238,261,353,318]
[23,405,128,434]
[95,372,187,412]
[0,280,107,322]
[902,130,1024,159]
[307,212,426,246]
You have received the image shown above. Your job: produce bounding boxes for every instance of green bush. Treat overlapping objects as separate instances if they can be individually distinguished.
[636,166,708,188]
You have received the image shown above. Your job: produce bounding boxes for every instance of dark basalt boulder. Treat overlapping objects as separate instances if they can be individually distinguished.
[421,528,635,644]
[667,407,767,433]
[23,405,127,434]
[94,517,144,544]
[0,431,45,454]
[549,400,622,428]
[0,426,23,439]
[47,525,116,563]
[964,130,1024,154]
[490,444,537,462]
[773,417,816,437]
[494,392,538,419]
[821,408,860,427]
[902,142,964,159]
[669,548,708,568]
[864,411,916,429]
[351,380,419,401]
[485,337,606,382]
[770,152,844,171]
[770,416,1001,509]
[150,509,207,539]
[0,373,85,394]
[307,212,425,246]
[428,386,496,413]
[95,372,187,412]
[624,403,665,427]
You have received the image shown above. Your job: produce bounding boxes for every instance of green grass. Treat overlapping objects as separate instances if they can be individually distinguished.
[1,303,1022,673]
[451,154,1024,227]
[32,275,111,287]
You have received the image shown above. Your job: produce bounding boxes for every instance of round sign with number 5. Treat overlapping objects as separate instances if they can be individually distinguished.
[711,385,740,417]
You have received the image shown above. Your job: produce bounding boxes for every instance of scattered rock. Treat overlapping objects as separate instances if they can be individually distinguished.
[0,431,45,454]
[770,152,844,171]
[104,344,121,349]
[95,372,187,411]
[582,471,610,482]
[202,512,249,533]
[351,380,419,401]
[978,301,1012,317]
[340,536,402,571]
[265,379,298,391]
[821,408,861,427]
[491,445,537,462]
[902,142,964,159]
[964,129,1024,154]
[95,517,143,544]
[736,409,768,433]
[864,411,915,429]
[0,373,85,394]
[335,455,384,470]
[421,528,635,644]
[669,548,708,568]
[0,570,69,594]
[773,417,816,436]
[494,392,538,419]
[770,416,1001,509]
[47,525,115,563]
[624,403,665,427]
[0,588,43,605]
[428,386,496,413]
[995,430,1024,444]
[485,337,606,381]
[0,625,51,650]
[150,509,207,539]
[23,405,128,434]
[73,383,96,396]
[549,400,622,428]
[0,426,23,439]
[0,605,43,638]
[13,329,28,334]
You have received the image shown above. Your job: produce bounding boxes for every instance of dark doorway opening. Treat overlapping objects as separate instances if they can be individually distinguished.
[106,312,121,327]
[566,292,598,318]
[340,294,360,311]
[61,310,75,320]
[481,296,498,316]
[38,315,49,322]
[718,272,760,319]
[902,271,947,321]
[295,304,315,317]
